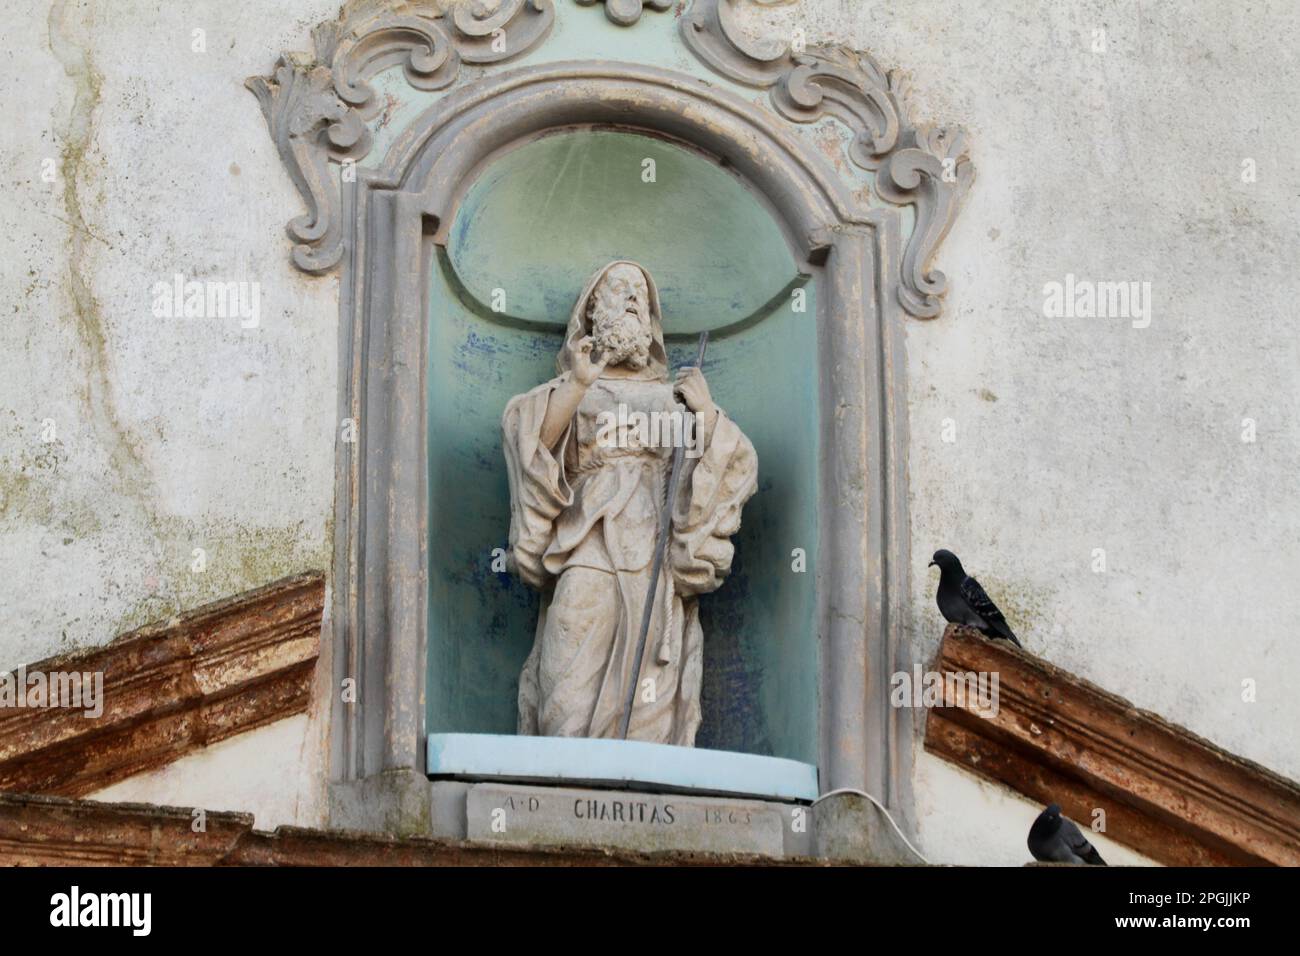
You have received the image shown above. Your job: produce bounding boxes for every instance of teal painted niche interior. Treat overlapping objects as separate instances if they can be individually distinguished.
[427,129,820,768]
[447,129,800,332]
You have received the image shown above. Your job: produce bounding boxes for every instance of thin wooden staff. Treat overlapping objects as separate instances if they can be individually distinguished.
[619,331,709,740]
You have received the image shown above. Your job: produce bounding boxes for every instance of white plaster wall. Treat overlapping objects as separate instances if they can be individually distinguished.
[742,0,1299,863]
[1,0,345,826]
[729,0,1299,863]
[740,0,1300,779]
[1,0,343,658]
[94,715,324,831]
[3,1,1296,856]
[914,750,1157,867]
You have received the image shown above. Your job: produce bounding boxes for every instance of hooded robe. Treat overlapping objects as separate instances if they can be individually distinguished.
[502,261,758,745]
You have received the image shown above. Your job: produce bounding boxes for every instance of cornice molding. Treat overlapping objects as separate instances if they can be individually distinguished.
[0,793,255,866]
[925,625,1300,867]
[0,791,829,866]
[247,0,972,319]
[575,0,673,27]
[0,574,323,797]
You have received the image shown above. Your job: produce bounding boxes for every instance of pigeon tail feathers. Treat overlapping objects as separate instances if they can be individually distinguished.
[960,575,1023,648]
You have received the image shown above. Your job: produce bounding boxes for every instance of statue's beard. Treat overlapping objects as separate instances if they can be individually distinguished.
[591,309,653,370]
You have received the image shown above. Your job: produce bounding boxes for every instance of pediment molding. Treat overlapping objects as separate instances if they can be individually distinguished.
[247,0,973,319]
[0,573,322,798]
[926,625,1300,866]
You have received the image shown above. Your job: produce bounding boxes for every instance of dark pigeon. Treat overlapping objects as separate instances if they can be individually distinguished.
[1027,803,1107,865]
[929,549,1022,648]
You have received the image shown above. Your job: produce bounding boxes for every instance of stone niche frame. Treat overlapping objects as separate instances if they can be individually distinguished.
[248,0,972,838]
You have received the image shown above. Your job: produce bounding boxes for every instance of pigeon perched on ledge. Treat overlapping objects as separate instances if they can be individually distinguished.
[1027,803,1107,865]
[929,549,1022,648]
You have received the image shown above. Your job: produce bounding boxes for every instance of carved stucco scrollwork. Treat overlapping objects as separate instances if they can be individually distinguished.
[328,16,461,111]
[245,0,555,274]
[682,0,974,318]
[249,0,970,318]
[246,55,373,275]
[574,0,673,28]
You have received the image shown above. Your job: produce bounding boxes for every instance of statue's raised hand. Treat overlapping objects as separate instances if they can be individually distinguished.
[674,366,716,417]
[572,335,609,386]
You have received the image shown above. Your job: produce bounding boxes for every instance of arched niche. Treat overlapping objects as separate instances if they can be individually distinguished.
[426,127,820,766]
[248,2,974,837]
[342,61,893,802]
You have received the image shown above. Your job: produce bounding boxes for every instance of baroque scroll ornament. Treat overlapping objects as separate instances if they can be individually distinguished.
[248,0,972,318]
[246,0,556,274]
[682,0,973,318]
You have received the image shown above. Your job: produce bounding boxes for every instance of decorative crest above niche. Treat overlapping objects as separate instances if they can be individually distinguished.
[682,0,973,318]
[247,0,973,318]
[245,0,556,274]
[574,0,673,27]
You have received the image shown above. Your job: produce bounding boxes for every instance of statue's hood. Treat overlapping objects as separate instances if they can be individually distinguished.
[556,260,669,381]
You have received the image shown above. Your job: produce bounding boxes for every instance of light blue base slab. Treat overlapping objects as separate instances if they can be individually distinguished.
[426,733,819,803]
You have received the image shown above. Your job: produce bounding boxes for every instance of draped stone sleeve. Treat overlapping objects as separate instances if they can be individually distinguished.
[502,376,575,590]
[669,410,758,597]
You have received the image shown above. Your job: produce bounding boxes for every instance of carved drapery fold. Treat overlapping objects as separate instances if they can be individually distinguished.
[246,0,972,318]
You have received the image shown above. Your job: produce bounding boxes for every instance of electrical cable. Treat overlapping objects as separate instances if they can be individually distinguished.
[812,787,931,864]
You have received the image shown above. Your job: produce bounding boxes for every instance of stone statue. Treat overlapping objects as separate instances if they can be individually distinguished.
[503,261,758,745]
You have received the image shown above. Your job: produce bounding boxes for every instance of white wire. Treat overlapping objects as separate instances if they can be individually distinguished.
[812,787,931,865]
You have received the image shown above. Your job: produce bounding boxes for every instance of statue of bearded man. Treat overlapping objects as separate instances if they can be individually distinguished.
[502,261,758,745]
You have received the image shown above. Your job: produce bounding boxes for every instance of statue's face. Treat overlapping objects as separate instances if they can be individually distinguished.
[588,265,653,370]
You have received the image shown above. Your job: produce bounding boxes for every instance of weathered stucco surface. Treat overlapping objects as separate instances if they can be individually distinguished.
[3,1,1295,856]
[1,0,342,665]
[94,714,324,830]
[733,0,1300,784]
[2,0,344,829]
[753,0,1299,859]
[904,2,1298,777]
[915,751,1156,867]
